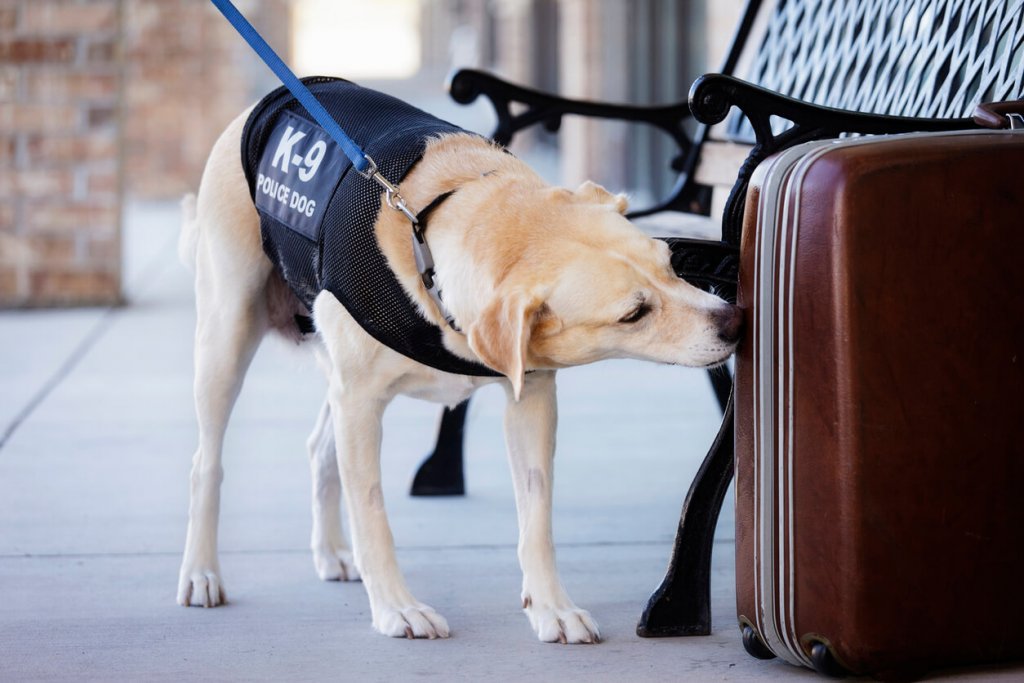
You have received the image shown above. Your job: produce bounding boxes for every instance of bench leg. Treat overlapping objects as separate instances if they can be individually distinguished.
[636,390,734,637]
[410,400,469,497]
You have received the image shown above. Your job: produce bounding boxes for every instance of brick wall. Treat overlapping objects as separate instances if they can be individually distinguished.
[0,0,289,308]
[121,0,289,199]
[0,0,124,307]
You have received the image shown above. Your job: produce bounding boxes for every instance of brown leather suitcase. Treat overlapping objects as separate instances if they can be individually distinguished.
[734,127,1024,678]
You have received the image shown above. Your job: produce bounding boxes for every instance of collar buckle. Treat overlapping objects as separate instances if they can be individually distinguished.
[411,226,459,331]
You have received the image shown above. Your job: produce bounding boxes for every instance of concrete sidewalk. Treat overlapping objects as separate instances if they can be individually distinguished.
[0,202,1018,682]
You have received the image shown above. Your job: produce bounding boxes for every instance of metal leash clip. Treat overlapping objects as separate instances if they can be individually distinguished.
[361,155,418,223]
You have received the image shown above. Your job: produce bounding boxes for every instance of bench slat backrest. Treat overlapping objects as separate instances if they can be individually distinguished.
[723,0,1024,140]
[695,0,1024,216]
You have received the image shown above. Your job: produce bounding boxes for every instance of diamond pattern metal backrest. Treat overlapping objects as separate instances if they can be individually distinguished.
[727,0,1024,140]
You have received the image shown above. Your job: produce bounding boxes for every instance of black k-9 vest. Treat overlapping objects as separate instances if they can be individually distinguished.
[241,77,498,377]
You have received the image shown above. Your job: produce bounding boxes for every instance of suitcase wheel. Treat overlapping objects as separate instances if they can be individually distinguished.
[809,640,848,678]
[741,623,776,660]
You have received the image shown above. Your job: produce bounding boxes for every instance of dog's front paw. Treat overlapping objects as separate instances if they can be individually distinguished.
[524,598,600,644]
[373,603,450,639]
[177,565,226,608]
[313,546,360,582]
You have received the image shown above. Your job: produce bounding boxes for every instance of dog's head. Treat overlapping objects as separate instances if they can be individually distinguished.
[463,180,741,399]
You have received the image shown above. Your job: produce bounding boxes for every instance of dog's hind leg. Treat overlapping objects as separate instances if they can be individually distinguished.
[177,262,268,607]
[178,124,271,607]
[504,370,601,644]
[307,397,359,581]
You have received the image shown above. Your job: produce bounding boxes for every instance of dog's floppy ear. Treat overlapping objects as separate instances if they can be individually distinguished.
[576,180,628,214]
[467,291,544,401]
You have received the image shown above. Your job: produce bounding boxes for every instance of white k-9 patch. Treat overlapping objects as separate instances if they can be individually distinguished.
[255,111,348,240]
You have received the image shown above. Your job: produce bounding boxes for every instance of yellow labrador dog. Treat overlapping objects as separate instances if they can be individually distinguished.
[177,103,741,644]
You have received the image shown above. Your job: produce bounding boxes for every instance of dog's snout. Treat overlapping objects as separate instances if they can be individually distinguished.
[712,304,744,345]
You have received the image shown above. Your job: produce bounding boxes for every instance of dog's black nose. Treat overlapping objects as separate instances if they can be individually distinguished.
[712,304,744,345]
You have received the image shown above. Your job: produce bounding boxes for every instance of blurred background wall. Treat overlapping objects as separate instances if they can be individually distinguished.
[0,0,743,308]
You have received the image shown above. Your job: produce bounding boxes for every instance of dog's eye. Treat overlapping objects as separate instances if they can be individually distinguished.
[619,302,651,324]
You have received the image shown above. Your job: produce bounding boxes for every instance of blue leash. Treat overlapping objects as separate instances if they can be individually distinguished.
[209,0,416,216]
[209,0,372,175]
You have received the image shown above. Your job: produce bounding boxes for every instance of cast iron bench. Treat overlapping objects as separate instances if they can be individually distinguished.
[413,0,1024,656]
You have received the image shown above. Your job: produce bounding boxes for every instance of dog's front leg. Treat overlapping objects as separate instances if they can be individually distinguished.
[504,370,600,644]
[328,384,449,639]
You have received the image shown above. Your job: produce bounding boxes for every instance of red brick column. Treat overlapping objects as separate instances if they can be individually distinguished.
[1,0,124,307]
[121,0,257,200]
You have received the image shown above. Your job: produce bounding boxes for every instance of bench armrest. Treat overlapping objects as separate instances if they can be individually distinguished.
[689,73,977,143]
[688,74,981,245]
[448,69,710,217]
[450,68,694,148]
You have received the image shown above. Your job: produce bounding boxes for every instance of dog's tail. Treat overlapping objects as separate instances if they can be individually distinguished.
[178,193,199,271]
